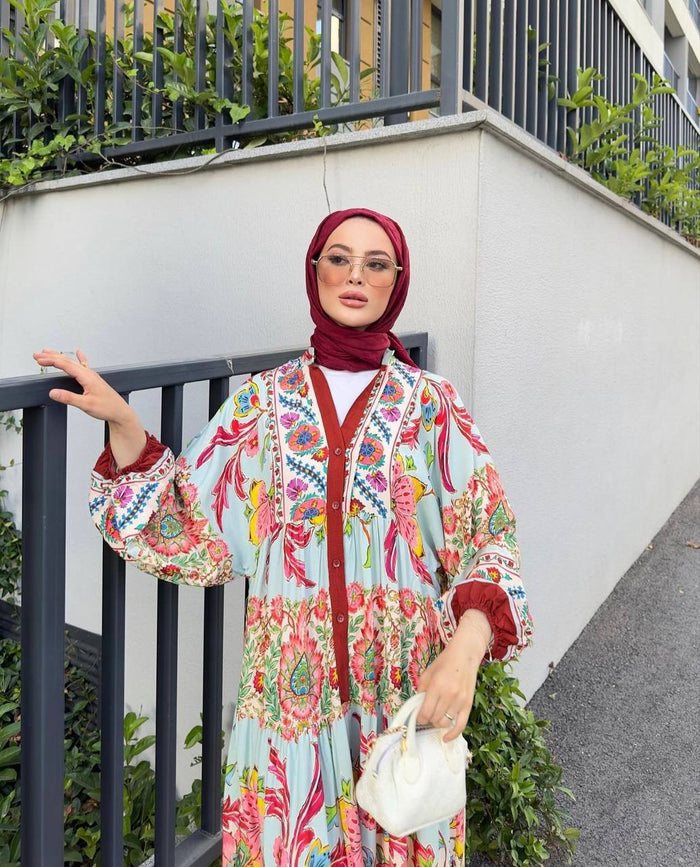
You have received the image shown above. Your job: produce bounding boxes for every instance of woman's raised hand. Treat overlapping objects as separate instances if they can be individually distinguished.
[33,349,130,423]
[32,349,147,468]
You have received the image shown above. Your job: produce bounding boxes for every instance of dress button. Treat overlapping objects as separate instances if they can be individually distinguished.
[334,447,343,456]
[331,501,340,510]
[336,613,345,624]
[332,559,341,568]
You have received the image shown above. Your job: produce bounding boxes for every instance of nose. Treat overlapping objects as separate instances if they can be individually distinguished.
[348,261,364,284]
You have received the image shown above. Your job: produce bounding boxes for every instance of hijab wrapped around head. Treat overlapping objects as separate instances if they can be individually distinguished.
[305,208,418,371]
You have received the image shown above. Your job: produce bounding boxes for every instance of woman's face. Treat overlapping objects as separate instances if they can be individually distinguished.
[316,217,398,330]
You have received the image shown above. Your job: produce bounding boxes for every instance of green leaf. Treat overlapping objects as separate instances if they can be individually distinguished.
[0,746,20,767]
[184,724,203,749]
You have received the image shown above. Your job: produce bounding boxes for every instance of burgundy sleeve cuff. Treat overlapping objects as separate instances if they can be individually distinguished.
[93,432,168,480]
[450,581,519,661]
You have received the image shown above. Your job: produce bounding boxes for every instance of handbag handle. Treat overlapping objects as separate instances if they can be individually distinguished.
[388,692,426,757]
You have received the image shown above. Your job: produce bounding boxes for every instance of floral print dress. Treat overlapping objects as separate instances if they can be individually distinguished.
[89,347,533,867]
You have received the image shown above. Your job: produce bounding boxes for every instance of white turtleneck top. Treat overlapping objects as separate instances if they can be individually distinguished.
[317,365,380,425]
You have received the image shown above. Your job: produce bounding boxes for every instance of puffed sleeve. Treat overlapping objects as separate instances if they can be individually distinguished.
[421,374,534,660]
[89,376,272,587]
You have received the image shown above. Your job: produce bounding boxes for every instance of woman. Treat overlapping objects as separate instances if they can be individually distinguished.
[34,208,533,866]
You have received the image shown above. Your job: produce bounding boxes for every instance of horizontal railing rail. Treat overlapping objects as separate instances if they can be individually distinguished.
[0,332,428,866]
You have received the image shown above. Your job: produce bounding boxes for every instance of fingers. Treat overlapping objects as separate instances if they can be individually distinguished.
[34,349,84,375]
[33,349,93,409]
[415,659,477,738]
[48,388,88,409]
[441,705,472,742]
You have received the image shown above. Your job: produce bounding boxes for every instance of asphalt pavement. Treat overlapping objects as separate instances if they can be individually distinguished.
[470,478,700,867]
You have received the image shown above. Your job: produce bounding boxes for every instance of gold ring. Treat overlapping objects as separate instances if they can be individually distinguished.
[444,712,455,722]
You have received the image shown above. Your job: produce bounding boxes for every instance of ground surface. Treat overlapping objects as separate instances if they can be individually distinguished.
[469,479,700,867]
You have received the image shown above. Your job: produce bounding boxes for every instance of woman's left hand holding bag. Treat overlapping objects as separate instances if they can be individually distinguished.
[416,609,493,742]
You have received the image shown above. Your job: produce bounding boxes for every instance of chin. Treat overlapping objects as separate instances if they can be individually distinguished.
[330,316,371,331]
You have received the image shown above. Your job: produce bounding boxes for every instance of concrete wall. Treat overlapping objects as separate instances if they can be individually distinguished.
[1,111,698,788]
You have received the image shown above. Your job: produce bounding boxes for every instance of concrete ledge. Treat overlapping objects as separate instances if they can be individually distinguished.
[5,107,699,261]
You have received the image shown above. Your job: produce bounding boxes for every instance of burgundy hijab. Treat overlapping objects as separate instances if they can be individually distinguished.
[305,208,418,371]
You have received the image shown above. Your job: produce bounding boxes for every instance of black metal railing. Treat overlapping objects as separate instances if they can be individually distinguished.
[0,332,427,866]
[0,1,698,168]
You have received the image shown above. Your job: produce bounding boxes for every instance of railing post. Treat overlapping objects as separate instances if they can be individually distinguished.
[100,404,128,867]
[21,402,68,866]
[385,0,410,125]
[155,385,184,865]
[440,0,465,116]
[100,547,126,866]
[200,378,229,839]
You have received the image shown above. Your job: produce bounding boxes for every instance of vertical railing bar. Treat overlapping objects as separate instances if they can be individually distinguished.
[132,0,144,141]
[620,18,626,107]
[11,0,24,142]
[556,0,568,154]
[620,17,625,107]
[410,0,422,93]
[76,0,89,123]
[152,0,165,136]
[21,403,67,866]
[94,0,106,141]
[546,0,557,149]
[567,0,580,154]
[173,2,185,132]
[601,3,610,96]
[200,376,230,836]
[58,0,76,124]
[514,0,527,128]
[487,0,502,111]
[0,0,10,58]
[440,0,463,115]
[268,0,280,118]
[242,0,254,110]
[100,399,128,867]
[154,384,184,865]
[215,0,234,151]
[462,0,473,94]
[502,0,515,120]
[386,0,409,124]
[536,0,549,142]
[113,0,125,128]
[293,0,305,112]
[194,0,208,131]
[612,15,618,105]
[379,0,391,99]
[474,0,487,101]
[583,0,593,127]
[320,0,332,107]
[349,0,361,102]
[526,0,538,135]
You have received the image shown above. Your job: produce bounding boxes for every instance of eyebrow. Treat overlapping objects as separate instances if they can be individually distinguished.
[326,243,393,257]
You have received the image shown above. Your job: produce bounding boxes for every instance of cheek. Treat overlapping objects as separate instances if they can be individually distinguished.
[371,290,392,317]
[317,284,335,315]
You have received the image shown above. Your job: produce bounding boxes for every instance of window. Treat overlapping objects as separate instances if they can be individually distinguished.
[431,3,442,88]
[317,0,347,56]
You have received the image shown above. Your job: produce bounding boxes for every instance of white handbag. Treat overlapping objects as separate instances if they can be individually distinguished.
[355,692,472,837]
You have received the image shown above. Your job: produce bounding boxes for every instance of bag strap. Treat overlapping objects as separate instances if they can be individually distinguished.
[388,692,427,757]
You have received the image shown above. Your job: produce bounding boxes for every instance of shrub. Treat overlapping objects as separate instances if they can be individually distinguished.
[560,67,700,244]
[0,0,366,191]
[464,663,578,865]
